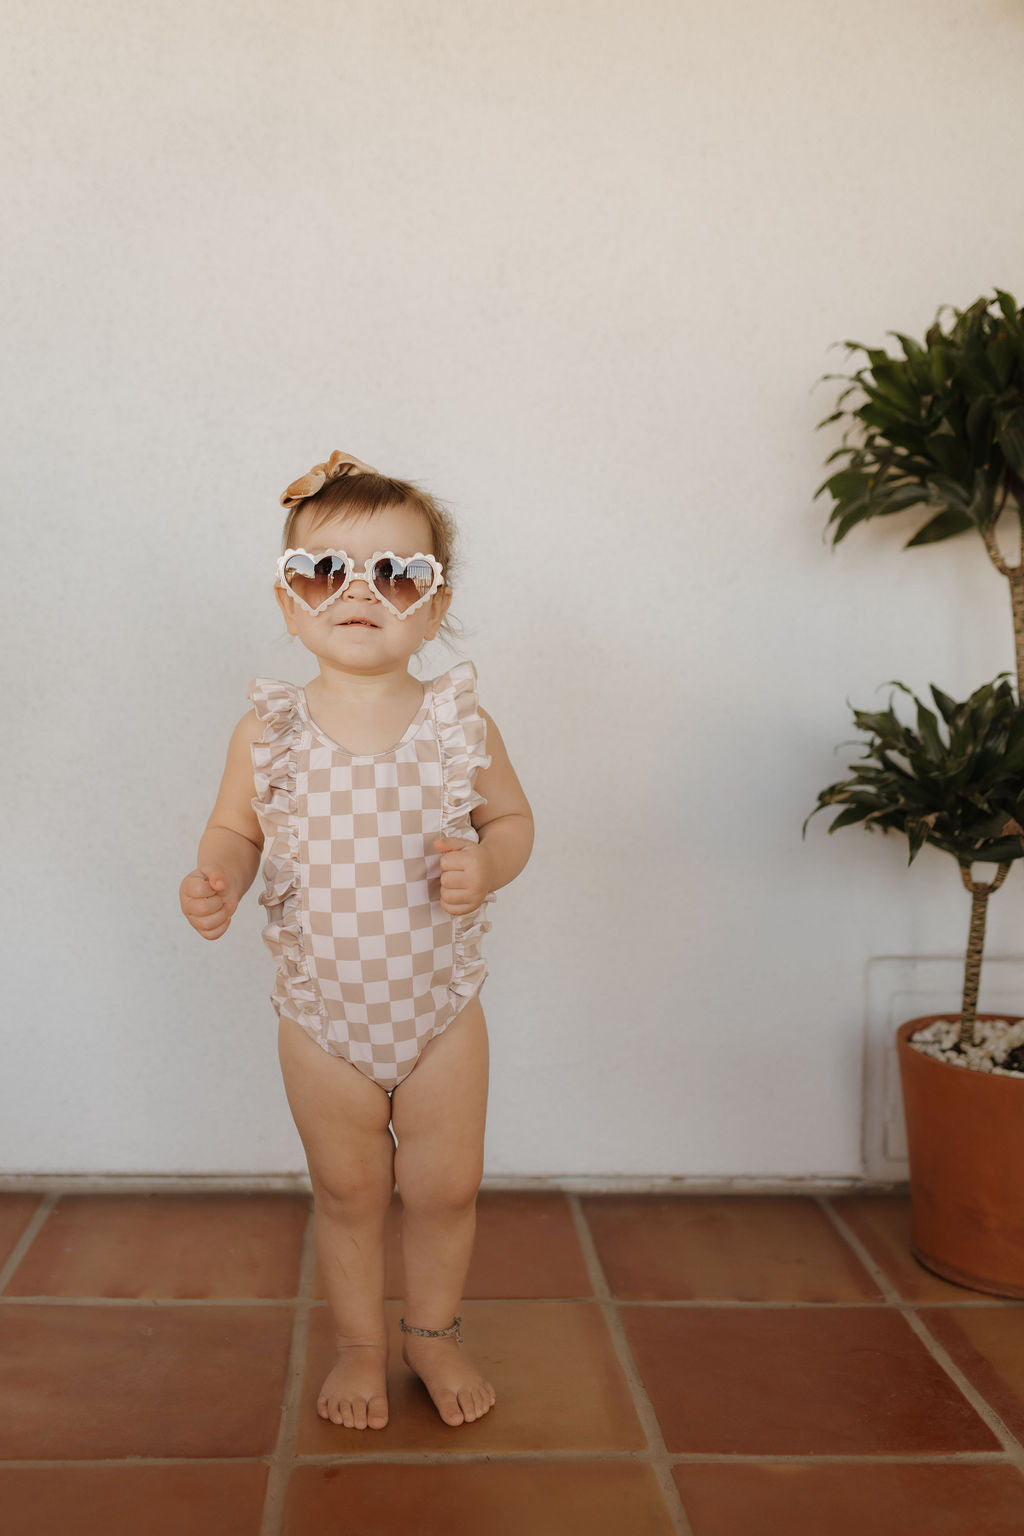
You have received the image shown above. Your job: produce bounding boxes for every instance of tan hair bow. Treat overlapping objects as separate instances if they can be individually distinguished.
[280,450,379,509]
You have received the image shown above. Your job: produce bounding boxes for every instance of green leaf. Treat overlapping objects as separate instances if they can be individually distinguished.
[904,508,976,546]
[821,469,872,502]
[988,335,1016,390]
[915,700,944,757]
[924,473,972,511]
[965,395,994,454]
[906,819,931,861]
[930,684,959,724]
[924,433,971,479]
[867,364,920,416]
[890,330,926,364]
[994,289,1021,328]
[830,504,874,543]
[995,405,1024,479]
[827,804,875,832]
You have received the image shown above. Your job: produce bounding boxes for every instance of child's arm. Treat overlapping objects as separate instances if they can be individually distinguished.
[180,711,266,941]
[434,707,534,916]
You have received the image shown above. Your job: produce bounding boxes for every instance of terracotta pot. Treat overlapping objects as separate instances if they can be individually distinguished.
[896,1013,1024,1298]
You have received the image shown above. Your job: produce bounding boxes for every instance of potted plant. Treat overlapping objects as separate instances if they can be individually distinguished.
[805,677,1024,1292]
[808,288,1024,1296]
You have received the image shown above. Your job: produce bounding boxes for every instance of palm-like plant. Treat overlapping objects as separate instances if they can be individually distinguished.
[806,677,1024,1046]
[817,289,1024,692]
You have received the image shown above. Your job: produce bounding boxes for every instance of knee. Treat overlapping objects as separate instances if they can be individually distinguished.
[311,1134,396,1214]
[396,1159,482,1215]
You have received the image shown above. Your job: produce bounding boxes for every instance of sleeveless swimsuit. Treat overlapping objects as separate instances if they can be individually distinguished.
[248,660,495,1092]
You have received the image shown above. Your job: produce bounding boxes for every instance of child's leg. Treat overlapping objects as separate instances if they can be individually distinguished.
[277,1015,395,1429]
[389,993,496,1426]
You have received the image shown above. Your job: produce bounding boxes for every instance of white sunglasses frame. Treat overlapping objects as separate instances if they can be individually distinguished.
[275,547,445,620]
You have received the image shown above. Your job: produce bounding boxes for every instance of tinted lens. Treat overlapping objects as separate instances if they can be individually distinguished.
[371,556,437,611]
[283,552,350,609]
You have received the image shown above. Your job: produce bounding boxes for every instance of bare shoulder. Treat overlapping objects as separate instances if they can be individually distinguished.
[477,706,506,763]
[233,708,265,747]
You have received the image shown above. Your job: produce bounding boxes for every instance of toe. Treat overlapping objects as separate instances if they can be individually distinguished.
[457,1388,478,1422]
[367,1395,389,1429]
[352,1399,368,1429]
[440,1392,465,1425]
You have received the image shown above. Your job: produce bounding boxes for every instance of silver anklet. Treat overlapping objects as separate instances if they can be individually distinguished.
[399,1315,462,1344]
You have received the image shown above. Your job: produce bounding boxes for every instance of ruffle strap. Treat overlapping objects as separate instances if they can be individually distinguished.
[432,660,493,835]
[431,661,497,1002]
[247,678,326,1034]
[450,895,495,1002]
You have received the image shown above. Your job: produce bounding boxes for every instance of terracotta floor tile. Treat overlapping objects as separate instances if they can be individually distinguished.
[458,1190,593,1297]
[0,1304,293,1458]
[0,1464,267,1536]
[829,1194,998,1301]
[0,1195,46,1269]
[285,1461,676,1536]
[4,1193,309,1299]
[673,1461,1024,1536]
[311,1190,592,1300]
[922,1306,1024,1441]
[295,1300,646,1453]
[621,1305,999,1454]
[581,1195,883,1301]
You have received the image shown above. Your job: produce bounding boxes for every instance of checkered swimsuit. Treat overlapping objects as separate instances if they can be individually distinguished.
[248,660,495,1091]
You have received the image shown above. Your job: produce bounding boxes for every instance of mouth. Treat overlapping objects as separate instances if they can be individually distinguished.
[338,618,379,628]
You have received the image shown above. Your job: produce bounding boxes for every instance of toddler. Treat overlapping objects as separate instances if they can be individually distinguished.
[179,451,534,1430]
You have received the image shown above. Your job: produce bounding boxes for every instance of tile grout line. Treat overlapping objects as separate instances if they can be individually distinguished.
[0,1448,1011,1470]
[0,1193,59,1294]
[818,1196,1024,1473]
[566,1194,695,1536]
[3,1293,1017,1310]
[258,1201,317,1536]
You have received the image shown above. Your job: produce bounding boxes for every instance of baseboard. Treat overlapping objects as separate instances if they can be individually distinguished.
[0,1172,909,1196]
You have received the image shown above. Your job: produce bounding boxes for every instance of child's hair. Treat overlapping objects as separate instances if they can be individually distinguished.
[280,455,461,648]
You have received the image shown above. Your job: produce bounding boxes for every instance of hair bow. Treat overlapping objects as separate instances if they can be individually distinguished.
[280,450,379,509]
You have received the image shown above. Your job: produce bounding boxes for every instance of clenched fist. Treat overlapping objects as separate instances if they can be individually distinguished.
[179,865,239,941]
[433,836,493,916]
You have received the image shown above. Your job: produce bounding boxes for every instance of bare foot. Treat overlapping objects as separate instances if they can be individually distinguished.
[317,1341,390,1429]
[401,1331,496,1426]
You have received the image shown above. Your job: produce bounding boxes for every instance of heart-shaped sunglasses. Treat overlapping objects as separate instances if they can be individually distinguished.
[275,548,444,619]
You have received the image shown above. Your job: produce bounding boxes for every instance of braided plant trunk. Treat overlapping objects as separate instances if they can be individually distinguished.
[958,862,1012,1045]
[1008,565,1024,697]
[982,518,1024,701]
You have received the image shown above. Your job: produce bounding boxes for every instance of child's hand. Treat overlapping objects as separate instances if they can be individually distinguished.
[179,865,239,941]
[433,837,493,916]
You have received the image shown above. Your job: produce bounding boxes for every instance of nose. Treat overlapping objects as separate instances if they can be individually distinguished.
[343,575,376,599]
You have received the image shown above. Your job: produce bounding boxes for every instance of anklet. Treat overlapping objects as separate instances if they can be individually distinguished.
[399,1315,462,1344]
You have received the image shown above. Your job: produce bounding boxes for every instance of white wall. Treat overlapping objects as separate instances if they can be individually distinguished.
[3,0,1024,1180]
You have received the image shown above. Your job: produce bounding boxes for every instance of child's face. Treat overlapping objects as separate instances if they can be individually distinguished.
[275,501,452,675]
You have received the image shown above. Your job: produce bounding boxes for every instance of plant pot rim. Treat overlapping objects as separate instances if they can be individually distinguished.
[896,1012,1024,1082]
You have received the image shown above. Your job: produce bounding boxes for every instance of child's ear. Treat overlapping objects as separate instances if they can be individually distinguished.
[425,584,453,639]
[274,584,299,635]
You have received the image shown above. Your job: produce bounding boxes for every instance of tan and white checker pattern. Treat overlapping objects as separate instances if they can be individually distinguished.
[248,662,492,1092]
[301,736,456,1083]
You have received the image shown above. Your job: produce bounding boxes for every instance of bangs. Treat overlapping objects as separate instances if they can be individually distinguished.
[282,474,418,550]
